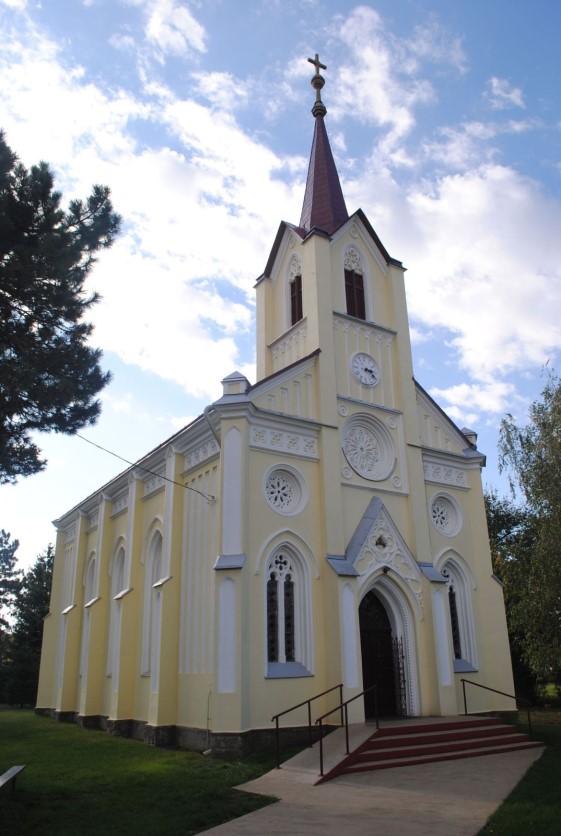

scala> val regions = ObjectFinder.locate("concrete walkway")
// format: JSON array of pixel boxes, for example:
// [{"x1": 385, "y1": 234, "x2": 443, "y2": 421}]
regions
[{"x1": 204, "y1": 720, "x2": 544, "y2": 835}]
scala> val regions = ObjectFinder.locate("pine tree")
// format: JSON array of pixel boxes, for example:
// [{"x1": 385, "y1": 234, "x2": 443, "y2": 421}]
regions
[
  {"x1": 0, "y1": 529, "x2": 21, "y2": 629},
  {"x1": 0, "y1": 131, "x2": 121, "y2": 483},
  {"x1": 3, "y1": 544, "x2": 54, "y2": 706}
]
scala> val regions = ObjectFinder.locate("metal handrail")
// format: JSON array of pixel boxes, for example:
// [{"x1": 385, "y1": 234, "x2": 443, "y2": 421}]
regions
[
  {"x1": 315, "y1": 684, "x2": 379, "y2": 776},
  {"x1": 461, "y1": 678, "x2": 533, "y2": 737},
  {"x1": 271, "y1": 682, "x2": 344, "y2": 768}
]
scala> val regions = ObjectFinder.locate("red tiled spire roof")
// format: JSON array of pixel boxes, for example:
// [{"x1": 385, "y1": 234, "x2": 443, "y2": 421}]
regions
[{"x1": 299, "y1": 54, "x2": 348, "y2": 235}]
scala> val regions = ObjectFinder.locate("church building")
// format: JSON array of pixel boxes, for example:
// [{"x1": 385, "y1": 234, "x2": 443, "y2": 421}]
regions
[{"x1": 37, "y1": 57, "x2": 515, "y2": 753}]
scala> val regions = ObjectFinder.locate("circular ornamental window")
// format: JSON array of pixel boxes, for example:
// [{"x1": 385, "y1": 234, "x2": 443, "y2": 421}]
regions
[
  {"x1": 430, "y1": 494, "x2": 462, "y2": 537},
  {"x1": 264, "y1": 467, "x2": 306, "y2": 515},
  {"x1": 342, "y1": 414, "x2": 395, "y2": 482}
]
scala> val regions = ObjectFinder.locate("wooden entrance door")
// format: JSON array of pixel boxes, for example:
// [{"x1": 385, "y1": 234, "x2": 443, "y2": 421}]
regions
[{"x1": 359, "y1": 591, "x2": 399, "y2": 718}]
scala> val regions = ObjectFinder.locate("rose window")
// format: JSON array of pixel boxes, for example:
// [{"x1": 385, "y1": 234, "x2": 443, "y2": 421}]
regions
[
  {"x1": 430, "y1": 494, "x2": 462, "y2": 536},
  {"x1": 344, "y1": 427, "x2": 380, "y2": 473},
  {"x1": 264, "y1": 468, "x2": 305, "y2": 515},
  {"x1": 342, "y1": 414, "x2": 395, "y2": 481}
]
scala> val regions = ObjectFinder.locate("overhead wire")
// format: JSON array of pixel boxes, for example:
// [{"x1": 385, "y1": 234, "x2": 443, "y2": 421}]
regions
[{"x1": 75, "y1": 433, "x2": 216, "y2": 503}]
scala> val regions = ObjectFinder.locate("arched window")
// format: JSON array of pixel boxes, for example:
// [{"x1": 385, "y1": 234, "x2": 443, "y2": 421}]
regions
[
  {"x1": 107, "y1": 545, "x2": 126, "y2": 678},
  {"x1": 288, "y1": 256, "x2": 303, "y2": 326},
  {"x1": 80, "y1": 552, "x2": 96, "y2": 678},
  {"x1": 441, "y1": 557, "x2": 478, "y2": 672},
  {"x1": 84, "y1": 553, "x2": 96, "y2": 605},
  {"x1": 141, "y1": 531, "x2": 163, "y2": 680},
  {"x1": 62, "y1": 542, "x2": 75, "y2": 609},
  {"x1": 290, "y1": 274, "x2": 303, "y2": 325},
  {"x1": 344, "y1": 247, "x2": 365, "y2": 320},
  {"x1": 265, "y1": 546, "x2": 311, "y2": 677}
]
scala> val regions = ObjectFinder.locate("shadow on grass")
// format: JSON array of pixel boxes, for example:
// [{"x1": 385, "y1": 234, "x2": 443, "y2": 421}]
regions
[
  {"x1": 1, "y1": 711, "x2": 281, "y2": 836},
  {"x1": 478, "y1": 710, "x2": 561, "y2": 836}
]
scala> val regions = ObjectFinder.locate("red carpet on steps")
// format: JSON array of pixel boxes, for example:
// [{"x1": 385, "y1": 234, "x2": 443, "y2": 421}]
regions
[{"x1": 318, "y1": 717, "x2": 542, "y2": 783}]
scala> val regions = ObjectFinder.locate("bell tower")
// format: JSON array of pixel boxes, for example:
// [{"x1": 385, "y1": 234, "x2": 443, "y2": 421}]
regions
[{"x1": 254, "y1": 54, "x2": 416, "y2": 435}]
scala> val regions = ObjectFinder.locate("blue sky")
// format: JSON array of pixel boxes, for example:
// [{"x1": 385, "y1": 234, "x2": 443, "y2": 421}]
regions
[{"x1": 1, "y1": 0, "x2": 560, "y2": 567}]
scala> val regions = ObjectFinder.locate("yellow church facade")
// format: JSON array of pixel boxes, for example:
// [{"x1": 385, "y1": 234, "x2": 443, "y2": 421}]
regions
[{"x1": 37, "y1": 60, "x2": 515, "y2": 752}]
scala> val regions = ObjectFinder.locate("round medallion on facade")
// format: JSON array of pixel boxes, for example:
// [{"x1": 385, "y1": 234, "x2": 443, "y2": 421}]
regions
[
  {"x1": 351, "y1": 352, "x2": 380, "y2": 387},
  {"x1": 430, "y1": 493, "x2": 462, "y2": 537},
  {"x1": 264, "y1": 466, "x2": 307, "y2": 515},
  {"x1": 341, "y1": 414, "x2": 395, "y2": 481}
]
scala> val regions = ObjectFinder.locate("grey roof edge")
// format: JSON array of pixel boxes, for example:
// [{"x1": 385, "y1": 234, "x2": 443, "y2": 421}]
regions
[
  {"x1": 326, "y1": 555, "x2": 359, "y2": 577},
  {"x1": 345, "y1": 497, "x2": 384, "y2": 564},
  {"x1": 418, "y1": 562, "x2": 447, "y2": 584},
  {"x1": 214, "y1": 554, "x2": 246, "y2": 570},
  {"x1": 53, "y1": 413, "x2": 209, "y2": 528}
]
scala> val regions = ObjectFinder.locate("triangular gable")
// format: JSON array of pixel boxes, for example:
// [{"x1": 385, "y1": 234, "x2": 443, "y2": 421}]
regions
[
  {"x1": 328, "y1": 497, "x2": 423, "y2": 611},
  {"x1": 255, "y1": 221, "x2": 306, "y2": 284},
  {"x1": 415, "y1": 379, "x2": 479, "y2": 457}
]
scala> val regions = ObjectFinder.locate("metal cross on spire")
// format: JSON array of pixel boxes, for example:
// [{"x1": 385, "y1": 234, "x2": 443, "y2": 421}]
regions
[{"x1": 308, "y1": 52, "x2": 327, "y2": 117}]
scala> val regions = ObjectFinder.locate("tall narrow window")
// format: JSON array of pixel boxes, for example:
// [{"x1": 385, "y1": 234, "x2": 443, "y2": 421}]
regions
[
  {"x1": 107, "y1": 546, "x2": 126, "y2": 678},
  {"x1": 448, "y1": 583, "x2": 462, "y2": 659},
  {"x1": 345, "y1": 269, "x2": 366, "y2": 319},
  {"x1": 265, "y1": 545, "x2": 313, "y2": 676},
  {"x1": 290, "y1": 274, "x2": 303, "y2": 325},
  {"x1": 267, "y1": 573, "x2": 278, "y2": 662},
  {"x1": 141, "y1": 530, "x2": 163, "y2": 678},
  {"x1": 284, "y1": 574, "x2": 295, "y2": 662},
  {"x1": 266, "y1": 552, "x2": 295, "y2": 664},
  {"x1": 441, "y1": 558, "x2": 478, "y2": 670}
]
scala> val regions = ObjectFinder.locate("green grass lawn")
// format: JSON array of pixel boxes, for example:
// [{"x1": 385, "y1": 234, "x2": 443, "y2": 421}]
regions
[
  {"x1": 478, "y1": 710, "x2": 561, "y2": 836},
  {"x1": 0, "y1": 710, "x2": 279, "y2": 836}
]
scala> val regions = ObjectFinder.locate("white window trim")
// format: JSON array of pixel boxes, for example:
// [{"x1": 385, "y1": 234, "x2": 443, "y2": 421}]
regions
[
  {"x1": 263, "y1": 543, "x2": 313, "y2": 678},
  {"x1": 435, "y1": 550, "x2": 479, "y2": 671}
]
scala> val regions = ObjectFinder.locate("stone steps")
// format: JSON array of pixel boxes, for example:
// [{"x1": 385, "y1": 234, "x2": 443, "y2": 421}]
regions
[{"x1": 318, "y1": 717, "x2": 542, "y2": 782}]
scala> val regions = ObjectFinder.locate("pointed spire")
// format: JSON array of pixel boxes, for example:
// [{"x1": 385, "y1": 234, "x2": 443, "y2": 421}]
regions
[{"x1": 299, "y1": 54, "x2": 348, "y2": 235}]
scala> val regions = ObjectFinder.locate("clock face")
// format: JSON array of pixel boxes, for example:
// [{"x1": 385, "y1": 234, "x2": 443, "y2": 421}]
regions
[{"x1": 351, "y1": 352, "x2": 379, "y2": 386}]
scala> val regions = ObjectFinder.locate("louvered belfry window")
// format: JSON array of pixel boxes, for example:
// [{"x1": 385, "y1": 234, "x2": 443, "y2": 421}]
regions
[
  {"x1": 290, "y1": 274, "x2": 303, "y2": 325},
  {"x1": 345, "y1": 269, "x2": 366, "y2": 320}
]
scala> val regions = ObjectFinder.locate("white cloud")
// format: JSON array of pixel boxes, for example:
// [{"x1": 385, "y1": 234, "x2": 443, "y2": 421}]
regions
[
  {"x1": 424, "y1": 119, "x2": 536, "y2": 170},
  {"x1": 0, "y1": 0, "x2": 27, "y2": 9},
  {"x1": 430, "y1": 381, "x2": 518, "y2": 418},
  {"x1": 0, "y1": 17, "x2": 304, "y2": 399},
  {"x1": 130, "y1": 0, "x2": 206, "y2": 59},
  {"x1": 405, "y1": 19, "x2": 467, "y2": 74},
  {"x1": 109, "y1": 32, "x2": 136, "y2": 51},
  {"x1": 191, "y1": 70, "x2": 251, "y2": 111},
  {"x1": 485, "y1": 76, "x2": 525, "y2": 110},
  {"x1": 330, "y1": 6, "x2": 434, "y2": 156},
  {"x1": 376, "y1": 164, "x2": 561, "y2": 382}
]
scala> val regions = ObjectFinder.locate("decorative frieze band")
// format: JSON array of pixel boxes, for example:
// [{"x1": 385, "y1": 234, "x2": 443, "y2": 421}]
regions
[
  {"x1": 184, "y1": 438, "x2": 220, "y2": 472},
  {"x1": 63, "y1": 524, "x2": 76, "y2": 544},
  {"x1": 250, "y1": 425, "x2": 318, "y2": 459},
  {"x1": 423, "y1": 461, "x2": 468, "y2": 489},
  {"x1": 144, "y1": 470, "x2": 165, "y2": 496},
  {"x1": 111, "y1": 491, "x2": 128, "y2": 516}
]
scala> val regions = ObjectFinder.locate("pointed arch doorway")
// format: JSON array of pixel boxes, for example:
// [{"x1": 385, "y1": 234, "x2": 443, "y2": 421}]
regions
[{"x1": 359, "y1": 589, "x2": 407, "y2": 718}]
